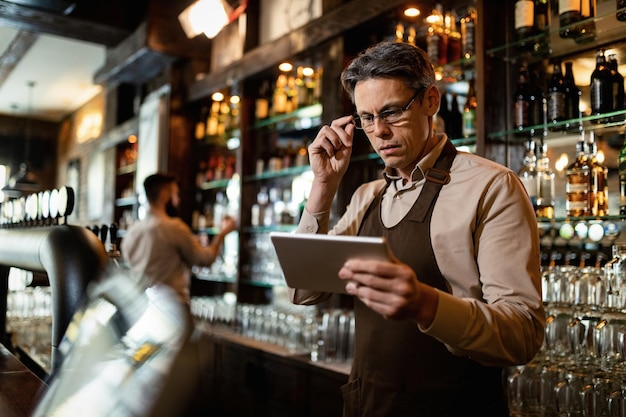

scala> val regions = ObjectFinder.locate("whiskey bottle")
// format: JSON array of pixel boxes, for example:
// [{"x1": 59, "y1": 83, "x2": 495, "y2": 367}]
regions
[
  {"x1": 558, "y1": 0, "x2": 581, "y2": 39},
  {"x1": 565, "y1": 134, "x2": 590, "y2": 217},
  {"x1": 518, "y1": 139, "x2": 538, "y2": 209},
  {"x1": 536, "y1": 140, "x2": 555, "y2": 219},
  {"x1": 546, "y1": 62, "x2": 566, "y2": 131},
  {"x1": 586, "y1": 131, "x2": 609, "y2": 216},
  {"x1": 446, "y1": 10, "x2": 462, "y2": 63},
  {"x1": 590, "y1": 48, "x2": 613, "y2": 123},
  {"x1": 460, "y1": 6, "x2": 476, "y2": 60},
  {"x1": 448, "y1": 93, "x2": 463, "y2": 139}
]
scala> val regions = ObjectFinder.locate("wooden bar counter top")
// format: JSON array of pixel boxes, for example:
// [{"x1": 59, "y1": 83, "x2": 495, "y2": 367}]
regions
[{"x1": 0, "y1": 343, "x2": 46, "y2": 417}]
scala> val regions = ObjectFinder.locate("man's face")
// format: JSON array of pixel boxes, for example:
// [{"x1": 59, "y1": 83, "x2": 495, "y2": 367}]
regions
[{"x1": 353, "y1": 78, "x2": 438, "y2": 179}]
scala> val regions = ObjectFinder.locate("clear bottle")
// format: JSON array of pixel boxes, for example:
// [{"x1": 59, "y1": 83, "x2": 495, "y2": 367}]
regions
[
  {"x1": 536, "y1": 140, "x2": 555, "y2": 219},
  {"x1": 547, "y1": 62, "x2": 566, "y2": 131},
  {"x1": 518, "y1": 139, "x2": 538, "y2": 210},
  {"x1": 558, "y1": 0, "x2": 581, "y2": 39},
  {"x1": 619, "y1": 138, "x2": 626, "y2": 215},
  {"x1": 586, "y1": 131, "x2": 609, "y2": 216},
  {"x1": 565, "y1": 133, "x2": 590, "y2": 217},
  {"x1": 590, "y1": 48, "x2": 613, "y2": 123},
  {"x1": 462, "y1": 78, "x2": 477, "y2": 138}
]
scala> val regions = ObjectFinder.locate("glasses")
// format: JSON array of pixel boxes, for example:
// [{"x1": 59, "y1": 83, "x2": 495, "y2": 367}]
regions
[{"x1": 353, "y1": 89, "x2": 420, "y2": 132}]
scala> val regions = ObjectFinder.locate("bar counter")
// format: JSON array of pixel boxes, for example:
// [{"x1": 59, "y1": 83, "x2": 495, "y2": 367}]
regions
[{"x1": 0, "y1": 343, "x2": 45, "y2": 417}]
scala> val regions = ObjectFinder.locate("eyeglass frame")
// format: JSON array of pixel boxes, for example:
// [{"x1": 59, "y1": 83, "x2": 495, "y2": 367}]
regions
[{"x1": 353, "y1": 88, "x2": 422, "y2": 132}]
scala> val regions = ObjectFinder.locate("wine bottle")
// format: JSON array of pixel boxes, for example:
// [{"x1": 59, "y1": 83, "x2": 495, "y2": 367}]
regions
[
  {"x1": 536, "y1": 140, "x2": 555, "y2": 219},
  {"x1": 546, "y1": 62, "x2": 566, "y2": 131},
  {"x1": 590, "y1": 48, "x2": 613, "y2": 123},
  {"x1": 515, "y1": 0, "x2": 535, "y2": 51},
  {"x1": 558, "y1": 0, "x2": 581, "y2": 39},
  {"x1": 608, "y1": 54, "x2": 625, "y2": 122},
  {"x1": 532, "y1": 0, "x2": 550, "y2": 54},
  {"x1": 618, "y1": 0, "x2": 626, "y2": 22},
  {"x1": 562, "y1": 61, "x2": 581, "y2": 130},
  {"x1": 565, "y1": 134, "x2": 590, "y2": 218},
  {"x1": 463, "y1": 78, "x2": 477, "y2": 138},
  {"x1": 426, "y1": 5, "x2": 443, "y2": 66},
  {"x1": 574, "y1": 0, "x2": 596, "y2": 44},
  {"x1": 513, "y1": 64, "x2": 534, "y2": 136},
  {"x1": 437, "y1": 89, "x2": 451, "y2": 135},
  {"x1": 448, "y1": 93, "x2": 463, "y2": 139}
]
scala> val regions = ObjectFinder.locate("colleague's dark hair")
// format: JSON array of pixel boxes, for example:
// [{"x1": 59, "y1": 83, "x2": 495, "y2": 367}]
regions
[
  {"x1": 340, "y1": 41, "x2": 435, "y2": 103},
  {"x1": 143, "y1": 173, "x2": 177, "y2": 204}
]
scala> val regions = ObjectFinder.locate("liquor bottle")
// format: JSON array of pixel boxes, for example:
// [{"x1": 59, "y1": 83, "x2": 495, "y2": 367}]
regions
[
  {"x1": 448, "y1": 93, "x2": 463, "y2": 139},
  {"x1": 546, "y1": 62, "x2": 566, "y2": 131},
  {"x1": 446, "y1": 10, "x2": 461, "y2": 63},
  {"x1": 608, "y1": 54, "x2": 625, "y2": 121},
  {"x1": 463, "y1": 78, "x2": 477, "y2": 138},
  {"x1": 437, "y1": 89, "x2": 450, "y2": 135},
  {"x1": 272, "y1": 74, "x2": 289, "y2": 115},
  {"x1": 532, "y1": 0, "x2": 550, "y2": 54},
  {"x1": 460, "y1": 6, "x2": 476, "y2": 60},
  {"x1": 574, "y1": 0, "x2": 596, "y2": 44},
  {"x1": 426, "y1": 4, "x2": 445, "y2": 66},
  {"x1": 436, "y1": 4, "x2": 448, "y2": 66},
  {"x1": 513, "y1": 64, "x2": 535, "y2": 136},
  {"x1": 255, "y1": 80, "x2": 270, "y2": 120},
  {"x1": 619, "y1": 139, "x2": 626, "y2": 215},
  {"x1": 590, "y1": 48, "x2": 613, "y2": 123},
  {"x1": 536, "y1": 140, "x2": 555, "y2": 219},
  {"x1": 518, "y1": 139, "x2": 538, "y2": 209},
  {"x1": 515, "y1": 0, "x2": 535, "y2": 51},
  {"x1": 562, "y1": 61, "x2": 581, "y2": 130},
  {"x1": 618, "y1": 0, "x2": 626, "y2": 21},
  {"x1": 558, "y1": 0, "x2": 581, "y2": 39},
  {"x1": 565, "y1": 133, "x2": 590, "y2": 217},
  {"x1": 586, "y1": 131, "x2": 608, "y2": 216}
]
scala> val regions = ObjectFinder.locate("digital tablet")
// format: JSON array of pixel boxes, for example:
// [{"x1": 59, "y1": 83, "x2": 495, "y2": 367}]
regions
[{"x1": 269, "y1": 231, "x2": 392, "y2": 293}]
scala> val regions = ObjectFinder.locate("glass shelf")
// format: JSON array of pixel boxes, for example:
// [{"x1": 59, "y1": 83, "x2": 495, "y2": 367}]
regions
[
  {"x1": 253, "y1": 103, "x2": 323, "y2": 130},
  {"x1": 244, "y1": 165, "x2": 312, "y2": 182},
  {"x1": 198, "y1": 178, "x2": 232, "y2": 190},
  {"x1": 243, "y1": 224, "x2": 298, "y2": 234},
  {"x1": 488, "y1": 110, "x2": 626, "y2": 143}
]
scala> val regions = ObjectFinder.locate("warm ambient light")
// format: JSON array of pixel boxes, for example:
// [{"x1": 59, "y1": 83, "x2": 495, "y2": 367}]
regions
[
  {"x1": 404, "y1": 7, "x2": 420, "y2": 18},
  {"x1": 279, "y1": 62, "x2": 293, "y2": 72},
  {"x1": 178, "y1": 0, "x2": 248, "y2": 39}
]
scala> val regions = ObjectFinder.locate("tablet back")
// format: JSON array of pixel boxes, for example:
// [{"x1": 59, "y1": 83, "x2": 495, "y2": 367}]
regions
[{"x1": 269, "y1": 232, "x2": 391, "y2": 293}]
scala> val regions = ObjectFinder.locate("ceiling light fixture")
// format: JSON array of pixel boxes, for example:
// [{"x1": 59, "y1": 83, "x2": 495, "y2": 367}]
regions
[{"x1": 178, "y1": 0, "x2": 248, "y2": 39}]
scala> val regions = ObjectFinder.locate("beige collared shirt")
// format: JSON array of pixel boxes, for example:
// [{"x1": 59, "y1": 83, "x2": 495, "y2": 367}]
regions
[{"x1": 293, "y1": 134, "x2": 545, "y2": 367}]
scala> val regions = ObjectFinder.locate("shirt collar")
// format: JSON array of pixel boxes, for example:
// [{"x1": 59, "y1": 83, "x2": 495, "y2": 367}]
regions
[{"x1": 383, "y1": 133, "x2": 448, "y2": 185}]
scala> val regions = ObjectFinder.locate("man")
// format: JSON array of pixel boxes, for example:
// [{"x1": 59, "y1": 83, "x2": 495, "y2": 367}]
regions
[
  {"x1": 121, "y1": 172, "x2": 236, "y2": 304},
  {"x1": 289, "y1": 42, "x2": 544, "y2": 416}
]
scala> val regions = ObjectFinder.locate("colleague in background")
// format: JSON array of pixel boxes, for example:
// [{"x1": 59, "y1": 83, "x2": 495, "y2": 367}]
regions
[
  {"x1": 288, "y1": 41, "x2": 544, "y2": 416},
  {"x1": 121, "y1": 172, "x2": 236, "y2": 304}
]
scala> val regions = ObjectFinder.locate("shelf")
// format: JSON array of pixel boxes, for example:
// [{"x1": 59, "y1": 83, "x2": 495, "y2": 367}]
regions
[
  {"x1": 198, "y1": 178, "x2": 232, "y2": 191},
  {"x1": 488, "y1": 110, "x2": 626, "y2": 143},
  {"x1": 193, "y1": 268, "x2": 237, "y2": 283},
  {"x1": 244, "y1": 165, "x2": 312, "y2": 182},
  {"x1": 487, "y1": 5, "x2": 626, "y2": 62},
  {"x1": 252, "y1": 103, "x2": 322, "y2": 131},
  {"x1": 243, "y1": 225, "x2": 298, "y2": 234}
]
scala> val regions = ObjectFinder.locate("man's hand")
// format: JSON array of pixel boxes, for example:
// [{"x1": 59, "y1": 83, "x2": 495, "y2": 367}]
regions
[
  {"x1": 308, "y1": 115, "x2": 355, "y2": 184},
  {"x1": 338, "y1": 257, "x2": 438, "y2": 327}
]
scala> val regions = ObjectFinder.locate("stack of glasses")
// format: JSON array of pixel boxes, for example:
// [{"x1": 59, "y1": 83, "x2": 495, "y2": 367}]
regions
[{"x1": 506, "y1": 244, "x2": 626, "y2": 416}]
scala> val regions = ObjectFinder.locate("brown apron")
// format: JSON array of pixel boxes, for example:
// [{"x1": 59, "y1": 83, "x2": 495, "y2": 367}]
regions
[{"x1": 341, "y1": 140, "x2": 508, "y2": 417}]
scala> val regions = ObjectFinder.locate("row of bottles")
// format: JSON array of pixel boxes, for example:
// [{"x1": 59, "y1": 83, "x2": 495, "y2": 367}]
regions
[
  {"x1": 437, "y1": 78, "x2": 477, "y2": 139},
  {"x1": 513, "y1": 49, "x2": 625, "y2": 136},
  {"x1": 196, "y1": 92, "x2": 241, "y2": 140},
  {"x1": 251, "y1": 185, "x2": 305, "y2": 228},
  {"x1": 515, "y1": 1, "x2": 626, "y2": 56},
  {"x1": 255, "y1": 65, "x2": 321, "y2": 121},
  {"x1": 425, "y1": 3, "x2": 476, "y2": 66},
  {"x1": 196, "y1": 151, "x2": 237, "y2": 186}
]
